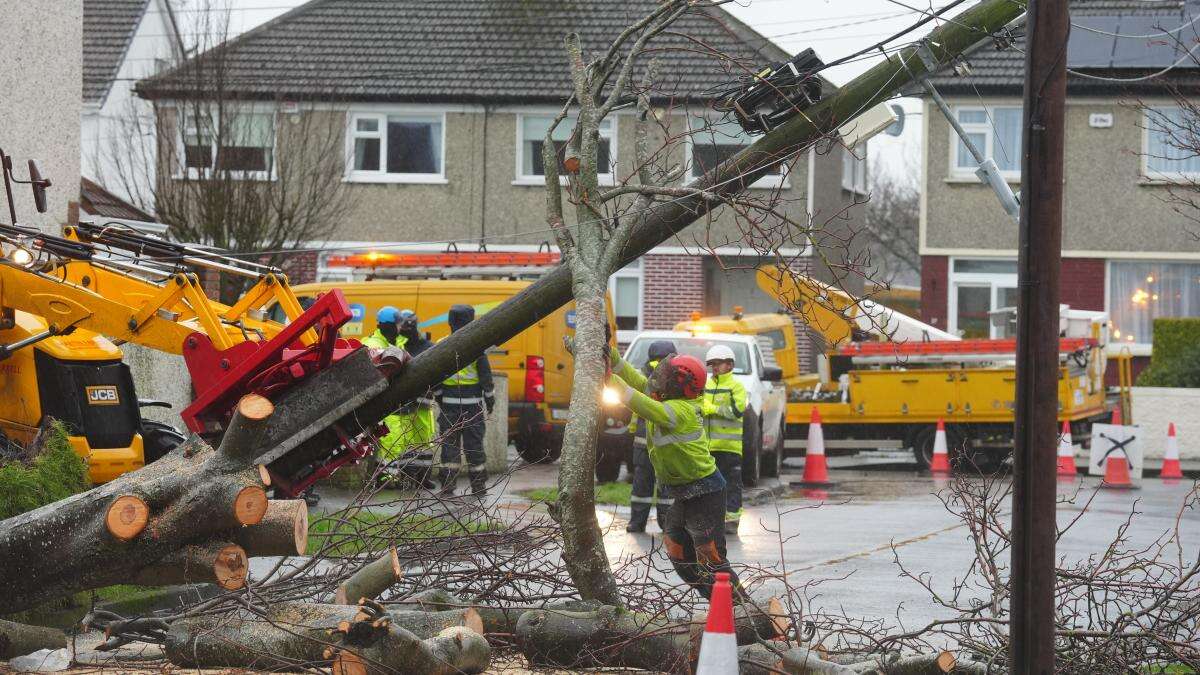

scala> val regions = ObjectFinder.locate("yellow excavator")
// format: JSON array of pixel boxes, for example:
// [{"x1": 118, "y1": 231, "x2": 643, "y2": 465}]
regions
[{"x1": 0, "y1": 147, "x2": 356, "y2": 488}]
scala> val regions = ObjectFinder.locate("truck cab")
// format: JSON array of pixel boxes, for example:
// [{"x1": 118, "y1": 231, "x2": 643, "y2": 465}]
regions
[{"x1": 600, "y1": 329, "x2": 787, "y2": 485}]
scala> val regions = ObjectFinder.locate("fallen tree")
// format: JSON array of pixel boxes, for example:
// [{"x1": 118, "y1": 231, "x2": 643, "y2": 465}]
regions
[{"x1": 0, "y1": 395, "x2": 278, "y2": 614}]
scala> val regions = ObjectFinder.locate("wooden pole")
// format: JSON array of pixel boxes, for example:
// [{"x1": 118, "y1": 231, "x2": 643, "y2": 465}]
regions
[{"x1": 1010, "y1": 0, "x2": 1068, "y2": 671}]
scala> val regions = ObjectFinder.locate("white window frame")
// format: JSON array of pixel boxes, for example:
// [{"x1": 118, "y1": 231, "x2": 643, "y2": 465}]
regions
[
  {"x1": 345, "y1": 107, "x2": 448, "y2": 184},
  {"x1": 1141, "y1": 106, "x2": 1200, "y2": 181},
  {"x1": 841, "y1": 145, "x2": 868, "y2": 195},
  {"x1": 685, "y1": 114, "x2": 789, "y2": 190},
  {"x1": 1104, "y1": 259, "x2": 1200, "y2": 356},
  {"x1": 947, "y1": 257, "x2": 1018, "y2": 338},
  {"x1": 608, "y1": 260, "x2": 643, "y2": 344},
  {"x1": 174, "y1": 105, "x2": 278, "y2": 181},
  {"x1": 514, "y1": 112, "x2": 616, "y2": 186},
  {"x1": 948, "y1": 104, "x2": 1022, "y2": 181}
]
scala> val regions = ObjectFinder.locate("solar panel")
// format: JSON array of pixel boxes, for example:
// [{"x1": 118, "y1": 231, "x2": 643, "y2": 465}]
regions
[
  {"x1": 1068, "y1": 16, "x2": 1120, "y2": 67},
  {"x1": 1110, "y1": 15, "x2": 1187, "y2": 67}
]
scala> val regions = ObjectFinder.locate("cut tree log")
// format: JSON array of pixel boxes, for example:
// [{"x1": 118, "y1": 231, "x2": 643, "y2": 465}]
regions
[
  {"x1": 335, "y1": 548, "x2": 402, "y2": 604},
  {"x1": 845, "y1": 651, "x2": 958, "y2": 674},
  {"x1": 233, "y1": 499, "x2": 307, "y2": 557},
  {"x1": 332, "y1": 624, "x2": 489, "y2": 675},
  {"x1": 515, "y1": 602, "x2": 782, "y2": 673},
  {"x1": 0, "y1": 422, "x2": 270, "y2": 614},
  {"x1": 739, "y1": 644, "x2": 855, "y2": 674},
  {"x1": 0, "y1": 619, "x2": 67, "y2": 660},
  {"x1": 129, "y1": 541, "x2": 248, "y2": 590},
  {"x1": 163, "y1": 601, "x2": 485, "y2": 669}
]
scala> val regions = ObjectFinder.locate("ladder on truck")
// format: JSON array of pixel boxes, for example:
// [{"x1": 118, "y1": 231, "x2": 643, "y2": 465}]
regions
[{"x1": 324, "y1": 246, "x2": 562, "y2": 281}]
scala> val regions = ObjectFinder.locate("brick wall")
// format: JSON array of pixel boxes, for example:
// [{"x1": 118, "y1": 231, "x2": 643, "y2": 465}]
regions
[
  {"x1": 283, "y1": 250, "x2": 320, "y2": 285},
  {"x1": 1060, "y1": 258, "x2": 1105, "y2": 311},
  {"x1": 920, "y1": 255, "x2": 950, "y2": 329},
  {"x1": 642, "y1": 254, "x2": 705, "y2": 329}
]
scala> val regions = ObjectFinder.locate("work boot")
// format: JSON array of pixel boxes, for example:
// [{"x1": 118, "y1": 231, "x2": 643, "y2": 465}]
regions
[
  {"x1": 468, "y1": 467, "x2": 489, "y2": 497},
  {"x1": 627, "y1": 505, "x2": 650, "y2": 532}
]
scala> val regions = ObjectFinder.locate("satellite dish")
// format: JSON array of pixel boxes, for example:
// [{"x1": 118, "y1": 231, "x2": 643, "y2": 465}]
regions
[{"x1": 884, "y1": 104, "x2": 906, "y2": 137}]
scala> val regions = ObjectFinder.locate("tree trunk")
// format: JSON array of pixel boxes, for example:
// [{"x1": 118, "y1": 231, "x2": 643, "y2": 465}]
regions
[
  {"x1": 0, "y1": 619, "x2": 67, "y2": 660},
  {"x1": 233, "y1": 498, "x2": 308, "y2": 557},
  {"x1": 335, "y1": 548, "x2": 403, "y2": 604},
  {"x1": 554, "y1": 284, "x2": 620, "y2": 606},
  {"x1": 739, "y1": 644, "x2": 856, "y2": 675},
  {"x1": 515, "y1": 603, "x2": 782, "y2": 673},
  {"x1": 332, "y1": 625, "x2": 490, "y2": 675},
  {"x1": 163, "y1": 601, "x2": 483, "y2": 669},
  {"x1": 129, "y1": 540, "x2": 248, "y2": 589},
  {"x1": 0, "y1": 411, "x2": 271, "y2": 613}
]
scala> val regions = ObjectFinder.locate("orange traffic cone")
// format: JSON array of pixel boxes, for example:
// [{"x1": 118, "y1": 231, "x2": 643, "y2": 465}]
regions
[
  {"x1": 1111, "y1": 407, "x2": 1123, "y2": 426},
  {"x1": 1161, "y1": 423, "x2": 1183, "y2": 480},
  {"x1": 695, "y1": 572, "x2": 737, "y2": 674},
  {"x1": 929, "y1": 419, "x2": 951, "y2": 473},
  {"x1": 1057, "y1": 420, "x2": 1077, "y2": 477},
  {"x1": 798, "y1": 407, "x2": 833, "y2": 487}
]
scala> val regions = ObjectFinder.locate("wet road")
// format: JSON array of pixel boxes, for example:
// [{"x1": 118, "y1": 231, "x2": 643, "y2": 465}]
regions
[{"x1": 600, "y1": 467, "x2": 1199, "y2": 628}]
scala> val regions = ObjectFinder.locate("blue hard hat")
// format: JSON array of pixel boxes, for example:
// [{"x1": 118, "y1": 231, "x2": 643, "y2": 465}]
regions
[
  {"x1": 376, "y1": 306, "x2": 401, "y2": 324},
  {"x1": 398, "y1": 309, "x2": 417, "y2": 321}
]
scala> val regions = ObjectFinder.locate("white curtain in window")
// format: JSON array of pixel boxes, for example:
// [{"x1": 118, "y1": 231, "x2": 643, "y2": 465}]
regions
[
  {"x1": 1109, "y1": 261, "x2": 1200, "y2": 345},
  {"x1": 991, "y1": 108, "x2": 1022, "y2": 172},
  {"x1": 1146, "y1": 107, "x2": 1200, "y2": 175}
]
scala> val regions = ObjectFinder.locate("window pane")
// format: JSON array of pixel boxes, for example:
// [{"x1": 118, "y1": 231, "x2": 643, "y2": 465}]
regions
[
  {"x1": 522, "y1": 115, "x2": 611, "y2": 177},
  {"x1": 356, "y1": 118, "x2": 378, "y2": 133},
  {"x1": 386, "y1": 117, "x2": 441, "y2": 174},
  {"x1": 995, "y1": 286, "x2": 1019, "y2": 338},
  {"x1": 355, "y1": 137, "x2": 380, "y2": 171},
  {"x1": 958, "y1": 109, "x2": 987, "y2": 124},
  {"x1": 956, "y1": 285, "x2": 991, "y2": 338},
  {"x1": 992, "y1": 107, "x2": 1023, "y2": 172},
  {"x1": 1109, "y1": 261, "x2": 1200, "y2": 345},
  {"x1": 954, "y1": 259, "x2": 1018, "y2": 274},
  {"x1": 956, "y1": 132, "x2": 986, "y2": 169},
  {"x1": 1147, "y1": 107, "x2": 1200, "y2": 174},
  {"x1": 691, "y1": 142, "x2": 741, "y2": 177},
  {"x1": 217, "y1": 113, "x2": 273, "y2": 172},
  {"x1": 183, "y1": 114, "x2": 212, "y2": 169},
  {"x1": 614, "y1": 276, "x2": 640, "y2": 331}
]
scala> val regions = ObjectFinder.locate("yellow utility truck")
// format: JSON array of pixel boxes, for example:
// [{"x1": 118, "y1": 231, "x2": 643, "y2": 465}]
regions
[
  {"x1": 755, "y1": 266, "x2": 1117, "y2": 470},
  {"x1": 287, "y1": 250, "x2": 615, "y2": 464}
]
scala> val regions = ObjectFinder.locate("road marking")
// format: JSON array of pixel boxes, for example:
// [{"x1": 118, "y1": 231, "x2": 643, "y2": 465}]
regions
[{"x1": 784, "y1": 520, "x2": 968, "y2": 576}]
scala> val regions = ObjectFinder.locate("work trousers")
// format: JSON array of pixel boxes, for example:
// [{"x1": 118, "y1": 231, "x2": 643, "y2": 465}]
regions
[
  {"x1": 661, "y1": 486, "x2": 743, "y2": 600},
  {"x1": 628, "y1": 443, "x2": 672, "y2": 528},
  {"x1": 438, "y1": 402, "x2": 488, "y2": 491},
  {"x1": 712, "y1": 451, "x2": 743, "y2": 522}
]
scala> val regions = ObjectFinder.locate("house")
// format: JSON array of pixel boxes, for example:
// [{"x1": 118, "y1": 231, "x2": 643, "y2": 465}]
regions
[
  {"x1": 0, "y1": 2, "x2": 83, "y2": 232},
  {"x1": 134, "y1": 0, "x2": 874, "y2": 367},
  {"x1": 916, "y1": 0, "x2": 1200, "y2": 374},
  {"x1": 81, "y1": 0, "x2": 183, "y2": 208}
]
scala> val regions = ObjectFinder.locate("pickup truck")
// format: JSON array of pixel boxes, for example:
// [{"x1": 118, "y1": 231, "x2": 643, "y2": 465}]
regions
[{"x1": 598, "y1": 330, "x2": 788, "y2": 486}]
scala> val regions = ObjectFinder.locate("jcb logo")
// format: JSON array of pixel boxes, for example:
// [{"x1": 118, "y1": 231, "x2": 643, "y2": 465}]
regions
[{"x1": 85, "y1": 385, "x2": 120, "y2": 406}]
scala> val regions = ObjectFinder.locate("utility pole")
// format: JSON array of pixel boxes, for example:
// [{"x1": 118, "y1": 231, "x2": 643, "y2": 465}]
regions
[{"x1": 1010, "y1": 0, "x2": 1068, "y2": 671}]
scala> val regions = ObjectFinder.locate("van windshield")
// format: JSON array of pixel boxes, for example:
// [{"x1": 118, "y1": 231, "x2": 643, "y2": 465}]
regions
[{"x1": 624, "y1": 337, "x2": 751, "y2": 375}]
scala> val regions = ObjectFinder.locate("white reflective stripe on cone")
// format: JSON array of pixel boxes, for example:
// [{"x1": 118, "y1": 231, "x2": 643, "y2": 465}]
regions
[
  {"x1": 695, "y1": 632, "x2": 738, "y2": 674},
  {"x1": 806, "y1": 422, "x2": 825, "y2": 456}
]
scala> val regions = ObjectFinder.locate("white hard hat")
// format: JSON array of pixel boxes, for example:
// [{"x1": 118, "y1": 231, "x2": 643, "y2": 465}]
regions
[{"x1": 705, "y1": 344, "x2": 736, "y2": 363}]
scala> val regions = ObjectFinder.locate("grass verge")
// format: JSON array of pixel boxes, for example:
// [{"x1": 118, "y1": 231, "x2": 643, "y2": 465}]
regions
[
  {"x1": 307, "y1": 509, "x2": 500, "y2": 556},
  {"x1": 520, "y1": 481, "x2": 632, "y2": 506}
]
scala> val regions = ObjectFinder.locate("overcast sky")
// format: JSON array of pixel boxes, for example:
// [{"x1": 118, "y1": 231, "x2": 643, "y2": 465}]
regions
[{"x1": 197, "y1": 0, "x2": 973, "y2": 182}]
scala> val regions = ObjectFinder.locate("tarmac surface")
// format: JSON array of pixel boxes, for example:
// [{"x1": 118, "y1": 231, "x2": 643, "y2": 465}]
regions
[{"x1": 278, "y1": 450, "x2": 1199, "y2": 632}]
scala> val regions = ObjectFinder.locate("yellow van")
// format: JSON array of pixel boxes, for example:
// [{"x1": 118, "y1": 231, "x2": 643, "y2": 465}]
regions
[{"x1": 281, "y1": 279, "x2": 613, "y2": 463}]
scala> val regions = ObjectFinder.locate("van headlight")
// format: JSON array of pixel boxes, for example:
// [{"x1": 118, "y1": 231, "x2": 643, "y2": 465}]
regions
[{"x1": 602, "y1": 386, "x2": 621, "y2": 405}]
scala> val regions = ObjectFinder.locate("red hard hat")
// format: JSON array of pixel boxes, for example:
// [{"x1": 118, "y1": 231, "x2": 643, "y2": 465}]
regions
[{"x1": 669, "y1": 354, "x2": 707, "y2": 399}]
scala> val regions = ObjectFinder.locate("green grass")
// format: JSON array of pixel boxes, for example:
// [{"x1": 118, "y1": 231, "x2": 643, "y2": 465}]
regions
[
  {"x1": 520, "y1": 481, "x2": 632, "y2": 507},
  {"x1": 307, "y1": 509, "x2": 500, "y2": 556},
  {"x1": 1143, "y1": 666, "x2": 1197, "y2": 674},
  {"x1": 0, "y1": 421, "x2": 88, "y2": 520}
]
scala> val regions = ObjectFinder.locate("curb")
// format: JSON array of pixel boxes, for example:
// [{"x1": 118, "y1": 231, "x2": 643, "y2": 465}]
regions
[{"x1": 744, "y1": 480, "x2": 789, "y2": 506}]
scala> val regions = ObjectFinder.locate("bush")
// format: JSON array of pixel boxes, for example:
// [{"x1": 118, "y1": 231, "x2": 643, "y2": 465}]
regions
[
  {"x1": 0, "y1": 421, "x2": 89, "y2": 519},
  {"x1": 1137, "y1": 318, "x2": 1200, "y2": 388}
]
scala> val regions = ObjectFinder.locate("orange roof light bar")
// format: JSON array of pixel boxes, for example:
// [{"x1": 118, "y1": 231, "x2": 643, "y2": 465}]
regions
[{"x1": 327, "y1": 251, "x2": 562, "y2": 268}]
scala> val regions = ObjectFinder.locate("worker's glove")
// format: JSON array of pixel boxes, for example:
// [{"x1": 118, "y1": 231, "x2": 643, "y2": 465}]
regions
[
  {"x1": 368, "y1": 346, "x2": 411, "y2": 378},
  {"x1": 485, "y1": 396, "x2": 495, "y2": 415},
  {"x1": 563, "y1": 335, "x2": 575, "y2": 357},
  {"x1": 701, "y1": 400, "x2": 719, "y2": 417}
]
